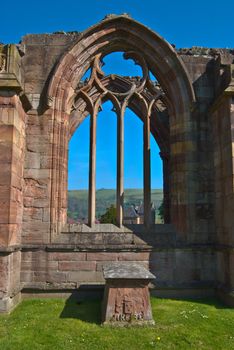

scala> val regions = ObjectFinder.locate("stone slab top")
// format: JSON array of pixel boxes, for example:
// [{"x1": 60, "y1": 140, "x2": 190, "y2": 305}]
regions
[{"x1": 103, "y1": 262, "x2": 156, "y2": 280}]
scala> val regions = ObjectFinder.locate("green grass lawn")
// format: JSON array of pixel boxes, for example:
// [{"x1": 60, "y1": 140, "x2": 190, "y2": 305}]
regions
[{"x1": 0, "y1": 297, "x2": 233, "y2": 349}]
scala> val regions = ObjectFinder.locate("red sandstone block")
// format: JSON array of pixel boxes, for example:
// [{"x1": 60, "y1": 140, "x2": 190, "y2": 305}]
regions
[
  {"x1": 0, "y1": 184, "x2": 11, "y2": 203},
  {"x1": 45, "y1": 271, "x2": 68, "y2": 283},
  {"x1": 21, "y1": 251, "x2": 33, "y2": 261},
  {"x1": 0, "y1": 271, "x2": 9, "y2": 292},
  {"x1": 0, "y1": 144, "x2": 13, "y2": 164},
  {"x1": 21, "y1": 250, "x2": 46, "y2": 261},
  {"x1": 21, "y1": 260, "x2": 58, "y2": 272},
  {"x1": 21, "y1": 233, "x2": 50, "y2": 245},
  {"x1": 11, "y1": 172, "x2": 22, "y2": 190},
  {"x1": 12, "y1": 251, "x2": 21, "y2": 267},
  {"x1": 0, "y1": 125, "x2": 13, "y2": 142},
  {"x1": 0, "y1": 202, "x2": 16, "y2": 223},
  {"x1": 1, "y1": 185, "x2": 20, "y2": 205},
  {"x1": 24, "y1": 169, "x2": 50, "y2": 181},
  {"x1": 8, "y1": 224, "x2": 21, "y2": 246},
  {"x1": 0, "y1": 225, "x2": 9, "y2": 246},
  {"x1": 10, "y1": 187, "x2": 22, "y2": 203},
  {"x1": 59, "y1": 261, "x2": 96, "y2": 271},
  {"x1": 42, "y1": 209, "x2": 50, "y2": 222},
  {"x1": 33, "y1": 272, "x2": 47, "y2": 282},
  {"x1": 25, "y1": 152, "x2": 40, "y2": 169},
  {"x1": 26, "y1": 139, "x2": 50, "y2": 154},
  {"x1": 23, "y1": 197, "x2": 34, "y2": 207},
  {"x1": 22, "y1": 221, "x2": 50, "y2": 234},
  {"x1": 67, "y1": 271, "x2": 104, "y2": 283},
  {"x1": 0, "y1": 256, "x2": 9, "y2": 274},
  {"x1": 23, "y1": 208, "x2": 43, "y2": 221},
  {"x1": 10, "y1": 157, "x2": 24, "y2": 176},
  {"x1": 6, "y1": 201, "x2": 23, "y2": 225},
  {"x1": 33, "y1": 198, "x2": 50, "y2": 208},
  {"x1": 0, "y1": 223, "x2": 20, "y2": 246},
  {"x1": 49, "y1": 252, "x2": 86, "y2": 261},
  {"x1": 86, "y1": 252, "x2": 118, "y2": 261},
  {"x1": 20, "y1": 271, "x2": 34, "y2": 283},
  {"x1": 26, "y1": 125, "x2": 43, "y2": 135},
  {"x1": 40, "y1": 155, "x2": 52, "y2": 169},
  {"x1": 0, "y1": 164, "x2": 12, "y2": 186},
  {"x1": 118, "y1": 252, "x2": 150, "y2": 261},
  {"x1": 24, "y1": 178, "x2": 48, "y2": 198}
]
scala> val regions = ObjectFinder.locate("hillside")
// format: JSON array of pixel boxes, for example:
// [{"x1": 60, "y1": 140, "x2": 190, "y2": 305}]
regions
[{"x1": 68, "y1": 188, "x2": 163, "y2": 221}]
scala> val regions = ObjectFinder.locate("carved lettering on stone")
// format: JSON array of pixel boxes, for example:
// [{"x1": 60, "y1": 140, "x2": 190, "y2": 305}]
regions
[{"x1": 112, "y1": 288, "x2": 146, "y2": 322}]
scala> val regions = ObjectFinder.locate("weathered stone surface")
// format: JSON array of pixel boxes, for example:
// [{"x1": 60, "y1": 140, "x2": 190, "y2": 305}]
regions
[
  {"x1": 103, "y1": 262, "x2": 155, "y2": 280},
  {"x1": 102, "y1": 263, "x2": 155, "y2": 325},
  {"x1": 0, "y1": 16, "x2": 234, "y2": 312}
]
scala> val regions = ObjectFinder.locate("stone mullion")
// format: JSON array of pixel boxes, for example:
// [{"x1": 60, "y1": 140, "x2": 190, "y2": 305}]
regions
[
  {"x1": 59, "y1": 118, "x2": 69, "y2": 229},
  {"x1": 50, "y1": 118, "x2": 59, "y2": 236},
  {"x1": 160, "y1": 152, "x2": 170, "y2": 223},
  {"x1": 88, "y1": 110, "x2": 97, "y2": 227},
  {"x1": 143, "y1": 110, "x2": 151, "y2": 227},
  {"x1": 116, "y1": 107, "x2": 124, "y2": 227}
]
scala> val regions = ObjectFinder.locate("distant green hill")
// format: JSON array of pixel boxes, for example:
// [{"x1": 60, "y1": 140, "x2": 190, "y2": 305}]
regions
[{"x1": 68, "y1": 188, "x2": 163, "y2": 221}]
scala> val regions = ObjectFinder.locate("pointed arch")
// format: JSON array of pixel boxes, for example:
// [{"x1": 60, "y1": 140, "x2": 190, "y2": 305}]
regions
[
  {"x1": 47, "y1": 15, "x2": 196, "y2": 238},
  {"x1": 47, "y1": 15, "x2": 195, "y2": 115}
]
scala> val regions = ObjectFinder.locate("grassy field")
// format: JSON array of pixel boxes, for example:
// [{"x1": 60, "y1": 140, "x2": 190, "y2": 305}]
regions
[
  {"x1": 68, "y1": 188, "x2": 163, "y2": 220},
  {"x1": 0, "y1": 297, "x2": 233, "y2": 349}
]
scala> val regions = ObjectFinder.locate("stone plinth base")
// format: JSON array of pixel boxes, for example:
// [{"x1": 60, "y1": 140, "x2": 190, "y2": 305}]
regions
[
  {"x1": 0, "y1": 293, "x2": 21, "y2": 313},
  {"x1": 102, "y1": 263, "x2": 155, "y2": 326}
]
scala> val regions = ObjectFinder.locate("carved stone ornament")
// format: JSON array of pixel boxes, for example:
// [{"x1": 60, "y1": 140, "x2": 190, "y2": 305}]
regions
[
  {"x1": 0, "y1": 53, "x2": 6, "y2": 73},
  {"x1": 46, "y1": 96, "x2": 54, "y2": 108},
  {"x1": 72, "y1": 51, "x2": 163, "y2": 119}
]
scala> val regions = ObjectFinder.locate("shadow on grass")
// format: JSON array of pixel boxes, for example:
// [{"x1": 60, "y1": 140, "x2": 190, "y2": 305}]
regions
[
  {"x1": 156, "y1": 296, "x2": 231, "y2": 310},
  {"x1": 60, "y1": 294, "x2": 102, "y2": 324},
  {"x1": 60, "y1": 292, "x2": 230, "y2": 325}
]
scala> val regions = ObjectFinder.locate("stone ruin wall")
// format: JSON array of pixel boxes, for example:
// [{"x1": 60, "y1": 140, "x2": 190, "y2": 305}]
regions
[{"x1": 0, "y1": 17, "x2": 233, "y2": 311}]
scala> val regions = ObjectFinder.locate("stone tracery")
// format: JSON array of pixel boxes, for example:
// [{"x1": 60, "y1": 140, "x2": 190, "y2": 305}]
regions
[{"x1": 70, "y1": 52, "x2": 165, "y2": 227}]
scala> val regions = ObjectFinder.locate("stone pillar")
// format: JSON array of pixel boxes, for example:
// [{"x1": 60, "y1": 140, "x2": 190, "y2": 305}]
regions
[
  {"x1": 0, "y1": 94, "x2": 26, "y2": 312},
  {"x1": 116, "y1": 110, "x2": 124, "y2": 227},
  {"x1": 143, "y1": 112, "x2": 151, "y2": 227},
  {"x1": 0, "y1": 45, "x2": 28, "y2": 312},
  {"x1": 212, "y1": 66, "x2": 234, "y2": 306},
  {"x1": 88, "y1": 111, "x2": 97, "y2": 227},
  {"x1": 169, "y1": 110, "x2": 198, "y2": 240},
  {"x1": 159, "y1": 151, "x2": 170, "y2": 224}
]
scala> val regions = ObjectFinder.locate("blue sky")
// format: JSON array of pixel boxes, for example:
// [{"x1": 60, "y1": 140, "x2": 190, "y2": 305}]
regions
[
  {"x1": 68, "y1": 100, "x2": 162, "y2": 189},
  {"x1": 68, "y1": 53, "x2": 162, "y2": 189},
  {"x1": 1, "y1": 0, "x2": 233, "y2": 47},
  {"x1": 1, "y1": 0, "x2": 233, "y2": 190}
]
